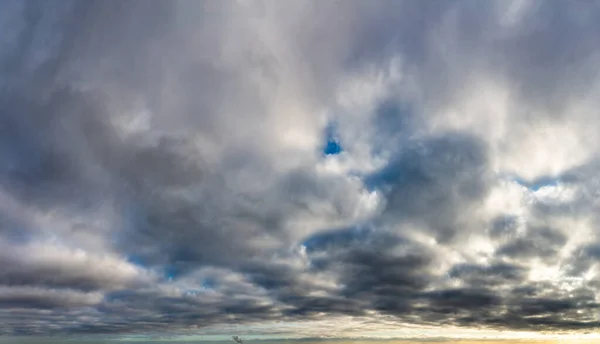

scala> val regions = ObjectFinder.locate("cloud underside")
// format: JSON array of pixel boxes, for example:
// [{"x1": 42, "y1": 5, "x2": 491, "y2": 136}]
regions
[{"x1": 2, "y1": 0, "x2": 600, "y2": 338}]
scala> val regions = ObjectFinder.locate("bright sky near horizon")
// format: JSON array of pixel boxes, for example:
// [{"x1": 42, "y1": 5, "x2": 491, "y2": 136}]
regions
[
  {"x1": 2, "y1": 0, "x2": 600, "y2": 341},
  {"x1": 1, "y1": 339, "x2": 600, "y2": 344}
]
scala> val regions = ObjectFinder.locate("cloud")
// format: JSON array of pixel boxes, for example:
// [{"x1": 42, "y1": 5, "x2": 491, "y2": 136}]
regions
[{"x1": 2, "y1": 0, "x2": 600, "y2": 340}]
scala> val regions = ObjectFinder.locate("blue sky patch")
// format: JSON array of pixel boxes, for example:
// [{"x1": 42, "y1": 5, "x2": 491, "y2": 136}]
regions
[
  {"x1": 324, "y1": 140, "x2": 342, "y2": 155},
  {"x1": 126, "y1": 255, "x2": 147, "y2": 268},
  {"x1": 323, "y1": 122, "x2": 343, "y2": 155},
  {"x1": 504, "y1": 174, "x2": 561, "y2": 191},
  {"x1": 201, "y1": 278, "x2": 216, "y2": 289},
  {"x1": 164, "y1": 265, "x2": 179, "y2": 281}
]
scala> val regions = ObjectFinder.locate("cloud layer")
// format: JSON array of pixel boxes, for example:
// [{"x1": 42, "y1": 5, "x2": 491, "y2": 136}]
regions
[{"x1": 2, "y1": 0, "x2": 600, "y2": 339}]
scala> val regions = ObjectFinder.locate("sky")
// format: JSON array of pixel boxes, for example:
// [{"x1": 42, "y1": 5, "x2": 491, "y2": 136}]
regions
[{"x1": 2, "y1": 0, "x2": 600, "y2": 342}]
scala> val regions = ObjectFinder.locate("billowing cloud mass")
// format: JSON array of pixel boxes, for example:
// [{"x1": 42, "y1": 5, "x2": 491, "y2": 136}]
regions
[{"x1": 2, "y1": 0, "x2": 600, "y2": 340}]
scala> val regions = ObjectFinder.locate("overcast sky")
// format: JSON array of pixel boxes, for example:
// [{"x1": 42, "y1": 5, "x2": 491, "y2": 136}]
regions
[{"x1": 2, "y1": 0, "x2": 600, "y2": 342}]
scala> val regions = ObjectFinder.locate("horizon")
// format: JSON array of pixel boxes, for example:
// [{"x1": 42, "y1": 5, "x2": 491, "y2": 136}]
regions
[{"x1": 2, "y1": 338, "x2": 600, "y2": 344}]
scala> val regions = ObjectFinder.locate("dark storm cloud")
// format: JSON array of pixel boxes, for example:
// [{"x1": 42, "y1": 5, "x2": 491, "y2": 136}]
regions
[
  {"x1": 289, "y1": 230, "x2": 433, "y2": 317},
  {"x1": 2, "y1": 0, "x2": 600, "y2": 339}
]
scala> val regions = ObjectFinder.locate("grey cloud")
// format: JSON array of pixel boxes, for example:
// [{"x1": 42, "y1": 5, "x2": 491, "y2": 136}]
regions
[
  {"x1": 0, "y1": 244, "x2": 153, "y2": 292},
  {"x1": 3, "y1": 0, "x2": 600, "y2": 339},
  {"x1": 0, "y1": 287, "x2": 102, "y2": 310},
  {"x1": 367, "y1": 133, "x2": 490, "y2": 243},
  {"x1": 491, "y1": 2, "x2": 600, "y2": 114},
  {"x1": 488, "y1": 215, "x2": 520, "y2": 240},
  {"x1": 496, "y1": 226, "x2": 567, "y2": 260},
  {"x1": 448, "y1": 263, "x2": 526, "y2": 287}
]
